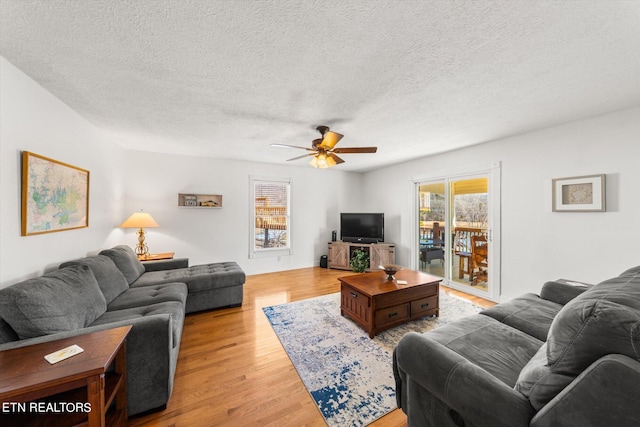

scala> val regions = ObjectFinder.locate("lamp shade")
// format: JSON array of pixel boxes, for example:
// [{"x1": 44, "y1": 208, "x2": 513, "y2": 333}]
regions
[{"x1": 120, "y1": 212, "x2": 159, "y2": 228}]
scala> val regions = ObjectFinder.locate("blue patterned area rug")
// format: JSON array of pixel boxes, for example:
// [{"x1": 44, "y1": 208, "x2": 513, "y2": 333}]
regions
[{"x1": 263, "y1": 291, "x2": 482, "y2": 426}]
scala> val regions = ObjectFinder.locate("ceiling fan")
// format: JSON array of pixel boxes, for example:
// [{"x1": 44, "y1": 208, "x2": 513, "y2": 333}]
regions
[{"x1": 271, "y1": 126, "x2": 377, "y2": 168}]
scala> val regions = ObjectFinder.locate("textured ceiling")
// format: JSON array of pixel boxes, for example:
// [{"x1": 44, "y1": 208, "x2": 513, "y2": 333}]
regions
[{"x1": 1, "y1": 1, "x2": 640, "y2": 171}]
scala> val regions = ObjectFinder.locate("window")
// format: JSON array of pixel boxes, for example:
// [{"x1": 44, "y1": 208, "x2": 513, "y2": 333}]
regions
[{"x1": 249, "y1": 176, "x2": 292, "y2": 258}]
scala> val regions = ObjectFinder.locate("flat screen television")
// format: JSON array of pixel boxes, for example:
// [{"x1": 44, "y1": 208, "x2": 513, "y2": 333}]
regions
[{"x1": 340, "y1": 213, "x2": 384, "y2": 244}]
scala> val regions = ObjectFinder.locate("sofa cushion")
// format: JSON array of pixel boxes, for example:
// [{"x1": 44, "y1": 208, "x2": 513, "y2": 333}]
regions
[
  {"x1": 0, "y1": 318, "x2": 19, "y2": 344},
  {"x1": 426, "y1": 314, "x2": 543, "y2": 387},
  {"x1": 91, "y1": 301, "x2": 185, "y2": 348},
  {"x1": 131, "y1": 262, "x2": 245, "y2": 293},
  {"x1": 513, "y1": 343, "x2": 575, "y2": 410},
  {"x1": 514, "y1": 343, "x2": 549, "y2": 395},
  {"x1": 107, "y1": 282, "x2": 188, "y2": 311},
  {"x1": 516, "y1": 269, "x2": 640, "y2": 410},
  {"x1": 60, "y1": 255, "x2": 129, "y2": 304},
  {"x1": 480, "y1": 293, "x2": 563, "y2": 341},
  {"x1": 99, "y1": 245, "x2": 145, "y2": 285},
  {"x1": 0, "y1": 265, "x2": 107, "y2": 339}
]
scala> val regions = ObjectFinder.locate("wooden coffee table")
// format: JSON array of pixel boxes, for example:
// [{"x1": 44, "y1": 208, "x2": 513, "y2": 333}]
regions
[{"x1": 339, "y1": 270, "x2": 441, "y2": 338}]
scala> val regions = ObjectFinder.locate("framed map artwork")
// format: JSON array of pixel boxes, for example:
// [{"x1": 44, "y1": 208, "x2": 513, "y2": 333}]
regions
[
  {"x1": 552, "y1": 174, "x2": 605, "y2": 212},
  {"x1": 21, "y1": 151, "x2": 90, "y2": 235}
]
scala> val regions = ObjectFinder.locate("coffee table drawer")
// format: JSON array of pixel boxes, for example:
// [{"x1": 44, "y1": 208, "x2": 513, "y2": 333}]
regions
[
  {"x1": 342, "y1": 286, "x2": 370, "y2": 308},
  {"x1": 383, "y1": 283, "x2": 439, "y2": 306},
  {"x1": 375, "y1": 303, "x2": 409, "y2": 326},
  {"x1": 411, "y1": 295, "x2": 438, "y2": 316}
]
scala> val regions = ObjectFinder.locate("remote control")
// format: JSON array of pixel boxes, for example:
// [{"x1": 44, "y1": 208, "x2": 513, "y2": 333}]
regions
[{"x1": 44, "y1": 344, "x2": 84, "y2": 364}]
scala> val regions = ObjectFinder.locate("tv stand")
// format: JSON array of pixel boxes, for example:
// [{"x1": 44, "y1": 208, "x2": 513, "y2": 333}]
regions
[{"x1": 328, "y1": 241, "x2": 395, "y2": 271}]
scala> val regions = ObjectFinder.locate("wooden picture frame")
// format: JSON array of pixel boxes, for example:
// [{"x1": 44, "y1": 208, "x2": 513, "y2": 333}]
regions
[
  {"x1": 552, "y1": 174, "x2": 605, "y2": 212},
  {"x1": 21, "y1": 151, "x2": 90, "y2": 235}
]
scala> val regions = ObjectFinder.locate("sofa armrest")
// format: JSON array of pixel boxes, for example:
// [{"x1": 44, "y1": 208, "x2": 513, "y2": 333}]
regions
[
  {"x1": 531, "y1": 354, "x2": 640, "y2": 427},
  {"x1": 143, "y1": 258, "x2": 189, "y2": 272},
  {"x1": 0, "y1": 320, "x2": 137, "y2": 351},
  {"x1": 115, "y1": 313, "x2": 174, "y2": 414},
  {"x1": 539, "y1": 280, "x2": 591, "y2": 305},
  {"x1": 0, "y1": 314, "x2": 174, "y2": 353},
  {"x1": 394, "y1": 332, "x2": 535, "y2": 427}
]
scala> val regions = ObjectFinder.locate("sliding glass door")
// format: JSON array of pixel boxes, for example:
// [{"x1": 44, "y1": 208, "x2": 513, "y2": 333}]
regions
[{"x1": 415, "y1": 166, "x2": 500, "y2": 301}]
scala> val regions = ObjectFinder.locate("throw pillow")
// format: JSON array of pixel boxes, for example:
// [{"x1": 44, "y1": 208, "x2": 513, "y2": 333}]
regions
[
  {"x1": 99, "y1": 245, "x2": 145, "y2": 285},
  {"x1": 521, "y1": 273, "x2": 640, "y2": 410},
  {"x1": 0, "y1": 265, "x2": 107, "y2": 339},
  {"x1": 547, "y1": 299, "x2": 640, "y2": 373},
  {"x1": 60, "y1": 255, "x2": 129, "y2": 304}
]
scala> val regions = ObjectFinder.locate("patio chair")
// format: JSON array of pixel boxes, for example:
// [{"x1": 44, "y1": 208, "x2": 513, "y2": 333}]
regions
[
  {"x1": 470, "y1": 234, "x2": 488, "y2": 285},
  {"x1": 420, "y1": 222, "x2": 445, "y2": 266},
  {"x1": 453, "y1": 227, "x2": 485, "y2": 279}
]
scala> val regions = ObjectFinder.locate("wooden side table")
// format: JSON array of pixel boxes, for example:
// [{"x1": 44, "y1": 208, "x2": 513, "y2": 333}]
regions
[
  {"x1": 138, "y1": 252, "x2": 174, "y2": 261},
  {"x1": 0, "y1": 325, "x2": 132, "y2": 427}
]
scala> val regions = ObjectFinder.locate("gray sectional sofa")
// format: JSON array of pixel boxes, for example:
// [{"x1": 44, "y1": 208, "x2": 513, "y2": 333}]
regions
[
  {"x1": 0, "y1": 245, "x2": 245, "y2": 416},
  {"x1": 393, "y1": 266, "x2": 640, "y2": 427}
]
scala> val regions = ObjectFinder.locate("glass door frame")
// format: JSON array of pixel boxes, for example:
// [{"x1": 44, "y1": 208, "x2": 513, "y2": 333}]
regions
[{"x1": 411, "y1": 162, "x2": 501, "y2": 302}]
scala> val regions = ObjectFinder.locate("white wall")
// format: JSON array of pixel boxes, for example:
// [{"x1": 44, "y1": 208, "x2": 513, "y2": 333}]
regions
[
  {"x1": 122, "y1": 151, "x2": 363, "y2": 275},
  {"x1": 361, "y1": 107, "x2": 640, "y2": 301},
  {"x1": 0, "y1": 57, "x2": 125, "y2": 287}
]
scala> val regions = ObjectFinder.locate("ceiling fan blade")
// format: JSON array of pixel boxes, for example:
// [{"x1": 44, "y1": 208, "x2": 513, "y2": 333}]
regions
[
  {"x1": 271, "y1": 143, "x2": 315, "y2": 151},
  {"x1": 329, "y1": 153, "x2": 345, "y2": 164},
  {"x1": 320, "y1": 131, "x2": 343, "y2": 149},
  {"x1": 332, "y1": 147, "x2": 377, "y2": 154},
  {"x1": 287, "y1": 153, "x2": 316, "y2": 161}
]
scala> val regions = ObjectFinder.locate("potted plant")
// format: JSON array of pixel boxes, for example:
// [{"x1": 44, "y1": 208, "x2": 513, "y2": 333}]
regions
[{"x1": 350, "y1": 248, "x2": 370, "y2": 273}]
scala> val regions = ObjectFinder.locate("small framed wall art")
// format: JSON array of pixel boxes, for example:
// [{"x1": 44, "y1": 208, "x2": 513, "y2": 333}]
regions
[
  {"x1": 21, "y1": 151, "x2": 90, "y2": 235},
  {"x1": 552, "y1": 174, "x2": 605, "y2": 212}
]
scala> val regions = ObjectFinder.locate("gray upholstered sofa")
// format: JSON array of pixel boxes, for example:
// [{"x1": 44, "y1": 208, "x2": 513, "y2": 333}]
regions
[
  {"x1": 0, "y1": 245, "x2": 245, "y2": 416},
  {"x1": 393, "y1": 266, "x2": 640, "y2": 427}
]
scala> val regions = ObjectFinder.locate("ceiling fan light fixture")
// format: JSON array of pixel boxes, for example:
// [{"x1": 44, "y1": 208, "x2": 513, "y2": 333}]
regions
[
  {"x1": 309, "y1": 152, "x2": 337, "y2": 169},
  {"x1": 325, "y1": 155, "x2": 337, "y2": 168},
  {"x1": 317, "y1": 153, "x2": 327, "y2": 168}
]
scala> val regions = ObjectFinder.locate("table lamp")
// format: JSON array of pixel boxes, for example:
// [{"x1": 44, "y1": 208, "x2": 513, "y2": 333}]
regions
[{"x1": 120, "y1": 211, "x2": 159, "y2": 257}]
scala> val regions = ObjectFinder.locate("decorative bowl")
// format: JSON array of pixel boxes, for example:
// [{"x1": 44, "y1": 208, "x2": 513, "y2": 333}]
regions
[{"x1": 379, "y1": 264, "x2": 403, "y2": 280}]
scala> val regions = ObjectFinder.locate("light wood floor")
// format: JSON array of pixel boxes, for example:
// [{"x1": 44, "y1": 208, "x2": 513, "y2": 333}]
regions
[{"x1": 129, "y1": 267, "x2": 495, "y2": 427}]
